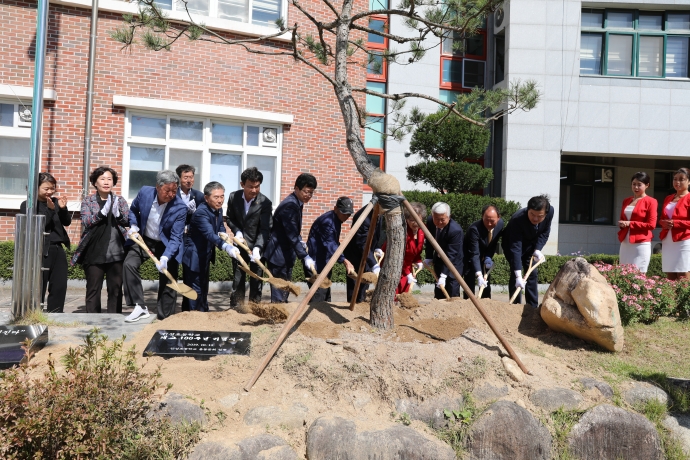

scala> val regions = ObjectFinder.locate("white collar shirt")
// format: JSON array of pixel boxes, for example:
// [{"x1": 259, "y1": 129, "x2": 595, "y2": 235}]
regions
[
  {"x1": 145, "y1": 196, "x2": 168, "y2": 241},
  {"x1": 242, "y1": 193, "x2": 255, "y2": 215},
  {"x1": 180, "y1": 189, "x2": 191, "y2": 204}
]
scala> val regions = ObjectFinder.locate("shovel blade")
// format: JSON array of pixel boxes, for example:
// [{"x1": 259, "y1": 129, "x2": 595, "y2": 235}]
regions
[{"x1": 167, "y1": 282, "x2": 198, "y2": 300}]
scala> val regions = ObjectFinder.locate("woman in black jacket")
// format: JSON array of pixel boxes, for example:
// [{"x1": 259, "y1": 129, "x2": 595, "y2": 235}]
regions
[{"x1": 19, "y1": 172, "x2": 72, "y2": 313}]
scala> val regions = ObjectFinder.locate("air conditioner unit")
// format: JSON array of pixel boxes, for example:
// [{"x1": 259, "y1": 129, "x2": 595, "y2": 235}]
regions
[
  {"x1": 17, "y1": 107, "x2": 32, "y2": 128},
  {"x1": 494, "y1": 4, "x2": 508, "y2": 34}
]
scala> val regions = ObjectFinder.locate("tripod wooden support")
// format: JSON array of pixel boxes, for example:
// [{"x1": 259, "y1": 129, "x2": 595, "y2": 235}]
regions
[
  {"x1": 401, "y1": 200, "x2": 531, "y2": 376},
  {"x1": 244, "y1": 201, "x2": 374, "y2": 392},
  {"x1": 348, "y1": 204, "x2": 380, "y2": 311}
]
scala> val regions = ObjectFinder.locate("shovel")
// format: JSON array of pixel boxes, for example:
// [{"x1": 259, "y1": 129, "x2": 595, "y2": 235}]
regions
[
  {"x1": 477, "y1": 263, "x2": 495, "y2": 298},
  {"x1": 509, "y1": 256, "x2": 545, "y2": 304},
  {"x1": 217, "y1": 233, "x2": 269, "y2": 283},
  {"x1": 227, "y1": 235, "x2": 301, "y2": 297},
  {"x1": 423, "y1": 261, "x2": 450, "y2": 300},
  {"x1": 397, "y1": 264, "x2": 423, "y2": 309},
  {"x1": 129, "y1": 233, "x2": 197, "y2": 300}
]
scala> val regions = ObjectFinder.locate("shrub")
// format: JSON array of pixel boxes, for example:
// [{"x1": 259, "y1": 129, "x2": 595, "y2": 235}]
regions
[
  {"x1": 594, "y1": 262, "x2": 676, "y2": 325},
  {"x1": 675, "y1": 279, "x2": 690, "y2": 320},
  {"x1": 0, "y1": 329, "x2": 203, "y2": 459}
]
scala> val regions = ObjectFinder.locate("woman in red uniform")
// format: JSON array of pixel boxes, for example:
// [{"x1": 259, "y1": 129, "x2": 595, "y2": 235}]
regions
[
  {"x1": 377, "y1": 202, "x2": 427, "y2": 295},
  {"x1": 617, "y1": 172, "x2": 657, "y2": 273},
  {"x1": 660, "y1": 168, "x2": 690, "y2": 280}
]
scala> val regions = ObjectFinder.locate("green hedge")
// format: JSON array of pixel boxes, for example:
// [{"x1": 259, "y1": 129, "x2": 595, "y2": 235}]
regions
[{"x1": 0, "y1": 241, "x2": 661, "y2": 287}]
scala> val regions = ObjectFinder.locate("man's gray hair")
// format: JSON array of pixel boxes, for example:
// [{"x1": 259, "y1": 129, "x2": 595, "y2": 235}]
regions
[
  {"x1": 156, "y1": 170, "x2": 180, "y2": 187},
  {"x1": 203, "y1": 181, "x2": 225, "y2": 196},
  {"x1": 431, "y1": 202, "x2": 451, "y2": 217}
]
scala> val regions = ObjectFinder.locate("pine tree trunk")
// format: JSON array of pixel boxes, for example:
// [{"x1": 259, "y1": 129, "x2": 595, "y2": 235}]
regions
[{"x1": 332, "y1": 0, "x2": 402, "y2": 330}]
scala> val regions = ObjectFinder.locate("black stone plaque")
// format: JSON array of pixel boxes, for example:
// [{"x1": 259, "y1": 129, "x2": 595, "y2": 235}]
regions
[
  {"x1": 143, "y1": 330, "x2": 251, "y2": 358},
  {"x1": 0, "y1": 325, "x2": 49, "y2": 370}
]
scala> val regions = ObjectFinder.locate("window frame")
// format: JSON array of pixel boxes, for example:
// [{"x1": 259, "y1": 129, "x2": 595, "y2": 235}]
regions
[
  {"x1": 0, "y1": 100, "x2": 32, "y2": 201},
  {"x1": 122, "y1": 109, "x2": 282, "y2": 205},
  {"x1": 580, "y1": 8, "x2": 690, "y2": 79},
  {"x1": 439, "y1": 31, "x2": 487, "y2": 91},
  {"x1": 559, "y1": 163, "x2": 615, "y2": 226},
  {"x1": 152, "y1": 0, "x2": 288, "y2": 29}
]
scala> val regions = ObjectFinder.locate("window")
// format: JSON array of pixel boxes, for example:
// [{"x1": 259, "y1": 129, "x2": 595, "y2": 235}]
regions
[
  {"x1": 150, "y1": 0, "x2": 282, "y2": 27},
  {"x1": 125, "y1": 112, "x2": 281, "y2": 203},
  {"x1": 494, "y1": 34, "x2": 505, "y2": 84},
  {"x1": 580, "y1": 9, "x2": 690, "y2": 78},
  {"x1": 0, "y1": 102, "x2": 31, "y2": 196},
  {"x1": 365, "y1": 7, "x2": 388, "y2": 186},
  {"x1": 440, "y1": 31, "x2": 486, "y2": 90},
  {"x1": 559, "y1": 164, "x2": 614, "y2": 225}
]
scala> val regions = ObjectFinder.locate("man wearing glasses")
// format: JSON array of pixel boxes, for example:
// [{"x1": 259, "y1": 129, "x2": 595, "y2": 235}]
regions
[{"x1": 264, "y1": 173, "x2": 318, "y2": 303}]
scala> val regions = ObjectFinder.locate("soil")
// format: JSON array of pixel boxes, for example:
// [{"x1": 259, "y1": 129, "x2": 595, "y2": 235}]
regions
[{"x1": 26, "y1": 297, "x2": 626, "y2": 457}]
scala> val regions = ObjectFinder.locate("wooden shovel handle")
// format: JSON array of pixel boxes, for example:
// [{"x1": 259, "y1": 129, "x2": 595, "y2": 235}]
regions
[
  {"x1": 509, "y1": 256, "x2": 545, "y2": 304},
  {"x1": 231, "y1": 236, "x2": 273, "y2": 278},
  {"x1": 477, "y1": 264, "x2": 495, "y2": 298},
  {"x1": 129, "y1": 233, "x2": 178, "y2": 287},
  {"x1": 423, "y1": 261, "x2": 450, "y2": 301},
  {"x1": 374, "y1": 252, "x2": 383, "y2": 265},
  {"x1": 218, "y1": 233, "x2": 268, "y2": 282}
]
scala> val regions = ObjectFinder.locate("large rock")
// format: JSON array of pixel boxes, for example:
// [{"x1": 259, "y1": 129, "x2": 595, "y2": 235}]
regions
[
  {"x1": 188, "y1": 435, "x2": 298, "y2": 460},
  {"x1": 530, "y1": 387, "x2": 583, "y2": 412},
  {"x1": 154, "y1": 392, "x2": 207, "y2": 425},
  {"x1": 306, "y1": 416, "x2": 455, "y2": 460},
  {"x1": 624, "y1": 383, "x2": 669, "y2": 407},
  {"x1": 395, "y1": 395, "x2": 463, "y2": 429},
  {"x1": 466, "y1": 401, "x2": 552, "y2": 460},
  {"x1": 568, "y1": 404, "x2": 663, "y2": 460},
  {"x1": 663, "y1": 414, "x2": 690, "y2": 455},
  {"x1": 243, "y1": 403, "x2": 308, "y2": 429},
  {"x1": 579, "y1": 377, "x2": 614, "y2": 399},
  {"x1": 541, "y1": 258, "x2": 624, "y2": 351}
]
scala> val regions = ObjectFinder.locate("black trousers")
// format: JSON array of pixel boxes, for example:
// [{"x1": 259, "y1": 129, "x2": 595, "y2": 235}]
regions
[
  {"x1": 42, "y1": 244, "x2": 68, "y2": 313},
  {"x1": 84, "y1": 261, "x2": 124, "y2": 313},
  {"x1": 182, "y1": 264, "x2": 210, "y2": 312},
  {"x1": 508, "y1": 258, "x2": 540, "y2": 307},
  {"x1": 267, "y1": 261, "x2": 292, "y2": 303},
  {"x1": 463, "y1": 271, "x2": 493, "y2": 299},
  {"x1": 230, "y1": 251, "x2": 264, "y2": 307},
  {"x1": 346, "y1": 276, "x2": 369, "y2": 303},
  {"x1": 123, "y1": 236, "x2": 179, "y2": 319},
  {"x1": 435, "y1": 276, "x2": 461, "y2": 299}
]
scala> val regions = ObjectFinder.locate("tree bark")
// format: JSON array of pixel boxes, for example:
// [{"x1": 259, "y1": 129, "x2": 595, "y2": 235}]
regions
[{"x1": 333, "y1": 0, "x2": 403, "y2": 330}]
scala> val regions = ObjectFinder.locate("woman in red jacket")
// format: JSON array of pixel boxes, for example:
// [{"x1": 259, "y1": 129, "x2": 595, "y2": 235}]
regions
[
  {"x1": 660, "y1": 168, "x2": 690, "y2": 280},
  {"x1": 378, "y1": 202, "x2": 427, "y2": 295},
  {"x1": 618, "y1": 172, "x2": 657, "y2": 273}
]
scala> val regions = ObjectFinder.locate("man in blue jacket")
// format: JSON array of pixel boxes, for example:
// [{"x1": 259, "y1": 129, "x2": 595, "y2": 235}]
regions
[
  {"x1": 423, "y1": 202, "x2": 464, "y2": 299},
  {"x1": 463, "y1": 204, "x2": 504, "y2": 299},
  {"x1": 182, "y1": 181, "x2": 239, "y2": 312},
  {"x1": 501, "y1": 194, "x2": 554, "y2": 308},
  {"x1": 176, "y1": 164, "x2": 205, "y2": 311},
  {"x1": 306, "y1": 197, "x2": 356, "y2": 302},
  {"x1": 123, "y1": 170, "x2": 188, "y2": 322},
  {"x1": 264, "y1": 173, "x2": 317, "y2": 303}
]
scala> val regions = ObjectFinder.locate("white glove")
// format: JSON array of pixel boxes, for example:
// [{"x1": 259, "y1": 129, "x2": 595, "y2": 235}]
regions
[
  {"x1": 112, "y1": 196, "x2": 120, "y2": 218},
  {"x1": 372, "y1": 264, "x2": 381, "y2": 275},
  {"x1": 374, "y1": 248, "x2": 384, "y2": 258},
  {"x1": 514, "y1": 270, "x2": 526, "y2": 289},
  {"x1": 187, "y1": 199, "x2": 197, "y2": 213},
  {"x1": 251, "y1": 247, "x2": 261, "y2": 263},
  {"x1": 533, "y1": 249, "x2": 545, "y2": 263},
  {"x1": 219, "y1": 232, "x2": 229, "y2": 241},
  {"x1": 222, "y1": 243, "x2": 240, "y2": 259},
  {"x1": 436, "y1": 273, "x2": 446, "y2": 288},
  {"x1": 484, "y1": 257, "x2": 493, "y2": 270},
  {"x1": 101, "y1": 194, "x2": 113, "y2": 216},
  {"x1": 156, "y1": 255, "x2": 169, "y2": 273},
  {"x1": 423, "y1": 258, "x2": 432, "y2": 267},
  {"x1": 304, "y1": 255, "x2": 316, "y2": 273},
  {"x1": 476, "y1": 271, "x2": 487, "y2": 288},
  {"x1": 415, "y1": 262, "x2": 423, "y2": 270},
  {"x1": 235, "y1": 230, "x2": 245, "y2": 243},
  {"x1": 406, "y1": 273, "x2": 417, "y2": 285},
  {"x1": 127, "y1": 225, "x2": 140, "y2": 238}
]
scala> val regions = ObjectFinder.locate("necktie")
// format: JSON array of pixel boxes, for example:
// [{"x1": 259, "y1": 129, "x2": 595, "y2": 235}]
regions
[{"x1": 488, "y1": 228, "x2": 493, "y2": 244}]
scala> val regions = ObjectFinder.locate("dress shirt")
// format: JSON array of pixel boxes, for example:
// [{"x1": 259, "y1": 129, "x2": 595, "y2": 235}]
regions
[
  {"x1": 180, "y1": 189, "x2": 191, "y2": 204},
  {"x1": 145, "y1": 197, "x2": 168, "y2": 241},
  {"x1": 242, "y1": 193, "x2": 255, "y2": 215}
]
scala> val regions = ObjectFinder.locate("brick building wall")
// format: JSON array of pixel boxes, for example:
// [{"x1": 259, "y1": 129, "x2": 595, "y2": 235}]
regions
[{"x1": 0, "y1": 0, "x2": 368, "y2": 243}]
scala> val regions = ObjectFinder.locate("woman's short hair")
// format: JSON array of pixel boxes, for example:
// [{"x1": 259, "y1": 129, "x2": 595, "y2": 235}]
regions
[
  {"x1": 89, "y1": 167, "x2": 119, "y2": 186},
  {"x1": 431, "y1": 202, "x2": 451, "y2": 217},
  {"x1": 674, "y1": 168, "x2": 690, "y2": 181},
  {"x1": 404, "y1": 201, "x2": 427, "y2": 221},
  {"x1": 631, "y1": 172, "x2": 650, "y2": 186},
  {"x1": 38, "y1": 172, "x2": 56, "y2": 187}
]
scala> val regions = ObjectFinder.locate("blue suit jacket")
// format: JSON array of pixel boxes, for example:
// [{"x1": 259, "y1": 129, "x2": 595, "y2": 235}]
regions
[
  {"x1": 264, "y1": 192, "x2": 307, "y2": 268},
  {"x1": 501, "y1": 206, "x2": 554, "y2": 270},
  {"x1": 463, "y1": 218, "x2": 504, "y2": 275},
  {"x1": 425, "y1": 217, "x2": 464, "y2": 279},
  {"x1": 182, "y1": 202, "x2": 225, "y2": 272},
  {"x1": 307, "y1": 210, "x2": 345, "y2": 272},
  {"x1": 127, "y1": 186, "x2": 187, "y2": 262}
]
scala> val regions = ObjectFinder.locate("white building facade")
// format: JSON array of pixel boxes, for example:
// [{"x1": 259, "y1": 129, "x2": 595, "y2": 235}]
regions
[{"x1": 382, "y1": 0, "x2": 690, "y2": 256}]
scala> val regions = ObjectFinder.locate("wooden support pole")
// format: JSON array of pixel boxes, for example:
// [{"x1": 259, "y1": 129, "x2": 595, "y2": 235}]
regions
[
  {"x1": 401, "y1": 200, "x2": 531, "y2": 376},
  {"x1": 349, "y1": 204, "x2": 380, "y2": 311},
  {"x1": 244, "y1": 201, "x2": 375, "y2": 392}
]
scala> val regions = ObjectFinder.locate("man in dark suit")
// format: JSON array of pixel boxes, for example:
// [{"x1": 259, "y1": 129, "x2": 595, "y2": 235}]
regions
[
  {"x1": 176, "y1": 164, "x2": 205, "y2": 311},
  {"x1": 124, "y1": 170, "x2": 188, "y2": 322},
  {"x1": 463, "y1": 204, "x2": 504, "y2": 299},
  {"x1": 343, "y1": 205, "x2": 382, "y2": 303},
  {"x1": 182, "y1": 182, "x2": 239, "y2": 312},
  {"x1": 501, "y1": 194, "x2": 554, "y2": 308},
  {"x1": 225, "y1": 167, "x2": 273, "y2": 308},
  {"x1": 306, "y1": 197, "x2": 356, "y2": 302},
  {"x1": 264, "y1": 173, "x2": 318, "y2": 303},
  {"x1": 423, "y1": 202, "x2": 464, "y2": 299}
]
